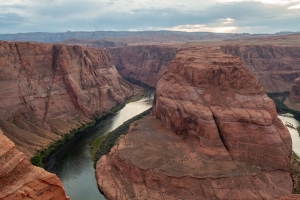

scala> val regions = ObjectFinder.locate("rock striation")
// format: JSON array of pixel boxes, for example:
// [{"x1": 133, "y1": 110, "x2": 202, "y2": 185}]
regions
[
  {"x1": 289, "y1": 77, "x2": 300, "y2": 101},
  {"x1": 221, "y1": 44, "x2": 300, "y2": 93},
  {"x1": 96, "y1": 46, "x2": 293, "y2": 199},
  {"x1": 108, "y1": 45, "x2": 179, "y2": 87},
  {"x1": 284, "y1": 77, "x2": 300, "y2": 111},
  {"x1": 0, "y1": 129, "x2": 69, "y2": 200},
  {"x1": 0, "y1": 40, "x2": 133, "y2": 157}
]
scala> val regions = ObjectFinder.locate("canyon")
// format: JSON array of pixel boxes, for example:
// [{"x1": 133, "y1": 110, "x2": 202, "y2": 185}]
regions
[
  {"x1": 96, "y1": 46, "x2": 294, "y2": 199},
  {"x1": 0, "y1": 40, "x2": 133, "y2": 157},
  {"x1": 108, "y1": 45, "x2": 179, "y2": 87},
  {"x1": 284, "y1": 77, "x2": 300, "y2": 111},
  {"x1": 104, "y1": 34, "x2": 300, "y2": 92},
  {"x1": 0, "y1": 33, "x2": 300, "y2": 200},
  {"x1": 0, "y1": 129, "x2": 69, "y2": 200}
]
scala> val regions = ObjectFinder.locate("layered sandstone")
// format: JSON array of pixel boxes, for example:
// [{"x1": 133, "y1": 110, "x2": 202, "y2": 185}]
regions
[
  {"x1": 0, "y1": 40, "x2": 133, "y2": 157},
  {"x1": 284, "y1": 77, "x2": 300, "y2": 111},
  {"x1": 289, "y1": 77, "x2": 300, "y2": 101},
  {"x1": 108, "y1": 45, "x2": 179, "y2": 87},
  {"x1": 221, "y1": 44, "x2": 300, "y2": 93},
  {"x1": 0, "y1": 129, "x2": 69, "y2": 200},
  {"x1": 96, "y1": 46, "x2": 293, "y2": 199}
]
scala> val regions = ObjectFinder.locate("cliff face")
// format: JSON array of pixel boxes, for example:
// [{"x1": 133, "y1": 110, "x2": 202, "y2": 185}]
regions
[
  {"x1": 221, "y1": 45, "x2": 300, "y2": 93},
  {"x1": 96, "y1": 46, "x2": 293, "y2": 200},
  {"x1": 0, "y1": 129, "x2": 69, "y2": 200},
  {"x1": 284, "y1": 77, "x2": 300, "y2": 111},
  {"x1": 108, "y1": 45, "x2": 179, "y2": 87},
  {"x1": 289, "y1": 77, "x2": 300, "y2": 101},
  {"x1": 0, "y1": 40, "x2": 133, "y2": 157}
]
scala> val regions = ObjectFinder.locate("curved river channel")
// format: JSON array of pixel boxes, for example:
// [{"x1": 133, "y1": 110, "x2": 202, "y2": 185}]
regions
[
  {"x1": 44, "y1": 92, "x2": 300, "y2": 200},
  {"x1": 45, "y1": 93, "x2": 154, "y2": 200}
]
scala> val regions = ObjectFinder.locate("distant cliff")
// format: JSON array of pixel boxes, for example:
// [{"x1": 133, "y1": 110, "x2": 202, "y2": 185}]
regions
[
  {"x1": 221, "y1": 44, "x2": 300, "y2": 93},
  {"x1": 108, "y1": 45, "x2": 179, "y2": 87},
  {"x1": 0, "y1": 40, "x2": 133, "y2": 157}
]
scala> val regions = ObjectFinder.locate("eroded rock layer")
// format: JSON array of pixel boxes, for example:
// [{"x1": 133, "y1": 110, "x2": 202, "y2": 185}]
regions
[
  {"x1": 0, "y1": 130, "x2": 69, "y2": 200},
  {"x1": 221, "y1": 45, "x2": 300, "y2": 93},
  {"x1": 108, "y1": 45, "x2": 179, "y2": 87},
  {"x1": 289, "y1": 77, "x2": 300, "y2": 101},
  {"x1": 96, "y1": 46, "x2": 293, "y2": 200},
  {"x1": 284, "y1": 77, "x2": 300, "y2": 111},
  {"x1": 0, "y1": 40, "x2": 133, "y2": 157}
]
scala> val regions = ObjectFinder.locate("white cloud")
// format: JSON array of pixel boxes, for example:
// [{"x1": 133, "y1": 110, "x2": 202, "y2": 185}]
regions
[
  {"x1": 168, "y1": 24, "x2": 237, "y2": 33},
  {"x1": 288, "y1": 3, "x2": 300, "y2": 8}
]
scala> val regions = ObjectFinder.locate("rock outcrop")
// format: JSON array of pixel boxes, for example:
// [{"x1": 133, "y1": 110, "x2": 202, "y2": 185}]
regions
[
  {"x1": 0, "y1": 40, "x2": 133, "y2": 157},
  {"x1": 96, "y1": 46, "x2": 293, "y2": 199},
  {"x1": 289, "y1": 77, "x2": 300, "y2": 101},
  {"x1": 108, "y1": 45, "x2": 179, "y2": 87},
  {"x1": 284, "y1": 77, "x2": 300, "y2": 111},
  {"x1": 0, "y1": 129, "x2": 69, "y2": 200},
  {"x1": 221, "y1": 44, "x2": 300, "y2": 93}
]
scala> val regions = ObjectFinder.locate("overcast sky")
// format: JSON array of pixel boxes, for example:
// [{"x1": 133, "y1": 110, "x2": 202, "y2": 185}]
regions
[{"x1": 0, "y1": 0, "x2": 300, "y2": 34}]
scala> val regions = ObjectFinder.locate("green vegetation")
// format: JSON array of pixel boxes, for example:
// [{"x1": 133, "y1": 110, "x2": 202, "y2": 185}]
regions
[
  {"x1": 30, "y1": 121, "x2": 95, "y2": 167},
  {"x1": 267, "y1": 92, "x2": 300, "y2": 121},
  {"x1": 92, "y1": 108, "x2": 152, "y2": 167},
  {"x1": 291, "y1": 151, "x2": 300, "y2": 194},
  {"x1": 285, "y1": 121, "x2": 296, "y2": 129},
  {"x1": 30, "y1": 82, "x2": 151, "y2": 168}
]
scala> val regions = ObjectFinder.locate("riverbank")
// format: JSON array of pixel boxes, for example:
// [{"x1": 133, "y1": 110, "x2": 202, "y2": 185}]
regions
[
  {"x1": 30, "y1": 81, "x2": 152, "y2": 168},
  {"x1": 267, "y1": 92, "x2": 300, "y2": 121},
  {"x1": 92, "y1": 108, "x2": 152, "y2": 166}
]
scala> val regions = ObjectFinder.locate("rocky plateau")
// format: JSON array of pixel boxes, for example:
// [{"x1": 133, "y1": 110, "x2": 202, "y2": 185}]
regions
[{"x1": 96, "y1": 46, "x2": 294, "y2": 199}]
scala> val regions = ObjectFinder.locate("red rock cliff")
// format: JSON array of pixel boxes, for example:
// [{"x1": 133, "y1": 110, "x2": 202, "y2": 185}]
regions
[
  {"x1": 96, "y1": 46, "x2": 293, "y2": 200},
  {"x1": 289, "y1": 77, "x2": 300, "y2": 101},
  {"x1": 0, "y1": 129, "x2": 69, "y2": 200},
  {"x1": 108, "y1": 45, "x2": 179, "y2": 87},
  {"x1": 0, "y1": 40, "x2": 133, "y2": 157},
  {"x1": 221, "y1": 44, "x2": 300, "y2": 93}
]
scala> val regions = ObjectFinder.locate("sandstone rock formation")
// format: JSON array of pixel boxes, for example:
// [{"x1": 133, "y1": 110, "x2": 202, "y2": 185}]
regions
[
  {"x1": 221, "y1": 44, "x2": 300, "y2": 93},
  {"x1": 0, "y1": 129, "x2": 69, "y2": 200},
  {"x1": 289, "y1": 77, "x2": 300, "y2": 101},
  {"x1": 0, "y1": 40, "x2": 133, "y2": 157},
  {"x1": 108, "y1": 45, "x2": 179, "y2": 87},
  {"x1": 284, "y1": 77, "x2": 300, "y2": 112},
  {"x1": 96, "y1": 46, "x2": 293, "y2": 199}
]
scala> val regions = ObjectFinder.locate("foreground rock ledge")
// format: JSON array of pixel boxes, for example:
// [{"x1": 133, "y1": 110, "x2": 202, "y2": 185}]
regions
[
  {"x1": 0, "y1": 130, "x2": 69, "y2": 200},
  {"x1": 96, "y1": 46, "x2": 293, "y2": 199}
]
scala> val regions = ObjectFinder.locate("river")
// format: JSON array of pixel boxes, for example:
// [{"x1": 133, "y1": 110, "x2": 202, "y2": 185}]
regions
[
  {"x1": 44, "y1": 93, "x2": 300, "y2": 200},
  {"x1": 45, "y1": 92, "x2": 154, "y2": 200},
  {"x1": 278, "y1": 113, "x2": 300, "y2": 155}
]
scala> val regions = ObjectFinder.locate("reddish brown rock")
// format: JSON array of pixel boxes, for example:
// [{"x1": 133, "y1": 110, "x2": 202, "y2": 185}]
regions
[
  {"x1": 0, "y1": 40, "x2": 133, "y2": 157},
  {"x1": 0, "y1": 129, "x2": 69, "y2": 200},
  {"x1": 96, "y1": 46, "x2": 293, "y2": 199},
  {"x1": 108, "y1": 45, "x2": 179, "y2": 87},
  {"x1": 289, "y1": 77, "x2": 300, "y2": 101},
  {"x1": 221, "y1": 44, "x2": 300, "y2": 93},
  {"x1": 284, "y1": 77, "x2": 300, "y2": 112}
]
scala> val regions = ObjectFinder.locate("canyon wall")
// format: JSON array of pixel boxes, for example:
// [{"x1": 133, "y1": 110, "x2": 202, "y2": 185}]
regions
[
  {"x1": 0, "y1": 40, "x2": 133, "y2": 157},
  {"x1": 108, "y1": 45, "x2": 179, "y2": 87},
  {"x1": 96, "y1": 46, "x2": 293, "y2": 199},
  {"x1": 284, "y1": 77, "x2": 300, "y2": 111},
  {"x1": 0, "y1": 130, "x2": 69, "y2": 200},
  {"x1": 221, "y1": 44, "x2": 300, "y2": 93}
]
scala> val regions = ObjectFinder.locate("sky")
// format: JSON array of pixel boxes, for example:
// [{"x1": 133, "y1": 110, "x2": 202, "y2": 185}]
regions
[{"x1": 0, "y1": 0, "x2": 300, "y2": 34}]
